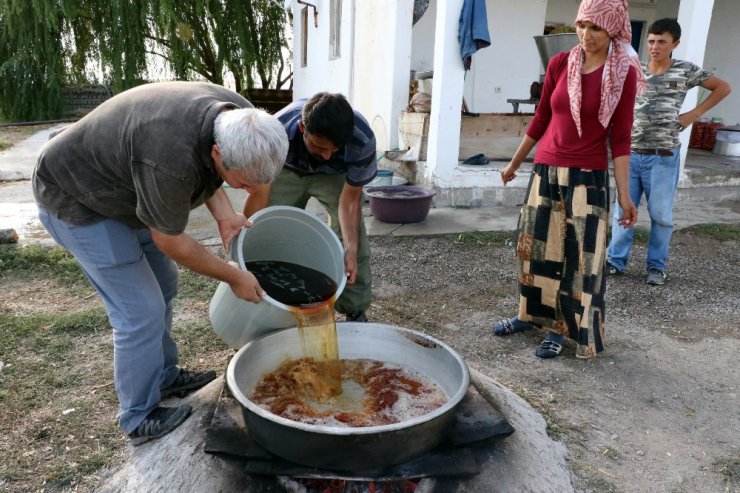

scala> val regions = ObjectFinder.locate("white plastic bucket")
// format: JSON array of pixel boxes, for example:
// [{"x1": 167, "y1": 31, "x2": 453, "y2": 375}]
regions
[{"x1": 209, "y1": 206, "x2": 346, "y2": 349}]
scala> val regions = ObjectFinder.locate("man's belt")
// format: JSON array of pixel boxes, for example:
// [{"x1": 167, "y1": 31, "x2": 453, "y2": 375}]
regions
[{"x1": 632, "y1": 148, "x2": 673, "y2": 157}]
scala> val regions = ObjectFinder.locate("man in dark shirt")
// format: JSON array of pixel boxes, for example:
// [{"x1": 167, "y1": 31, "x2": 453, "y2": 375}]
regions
[
  {"x1": 244, "y1": 92, "x2": 377, "y2": 322},
  {"x1": 33, "y1": 81, "x2": 288, "y2": 445}
]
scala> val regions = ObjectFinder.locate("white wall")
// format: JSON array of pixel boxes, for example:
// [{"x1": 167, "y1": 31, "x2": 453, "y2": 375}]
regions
[
  {"x1": 544, "y1": 0, "x2": 577, "y2": 27},
  {"x1": 410, "y1": 0, "x2": 436, "y2": 74},
  {"x1": 290, "y1": 0, "x2": 413, "y2": 152},
  {"x1": 352, "y1": 1, "x2": 414, "y2": 152},
  {"x1": 703, "y1": 0, "x2": 740, "y2": 122},
  {"x1": 290, "y1": 0, "x2": 353, "y2": 100},
  {"x1": 464, "y1": 0, "x2": 547, "y2": 113},
  {"x1": 411, "y1": 0, "x2": 548, "y2": 114}
]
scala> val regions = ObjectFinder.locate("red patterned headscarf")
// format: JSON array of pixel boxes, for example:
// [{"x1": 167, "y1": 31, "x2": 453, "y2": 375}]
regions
[{"x1": 567, "y1": 0, "x2": 647, "y2": 136}]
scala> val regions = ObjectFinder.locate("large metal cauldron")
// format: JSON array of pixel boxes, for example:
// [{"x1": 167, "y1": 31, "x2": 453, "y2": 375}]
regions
[{"x1": 226, "y1": 322, "x2": 470, "y2": 473}]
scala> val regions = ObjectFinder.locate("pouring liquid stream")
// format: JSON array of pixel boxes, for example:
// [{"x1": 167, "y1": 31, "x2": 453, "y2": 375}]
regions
[{"x1": 246, "y1": 260, "x2": 342, "y2": 398}]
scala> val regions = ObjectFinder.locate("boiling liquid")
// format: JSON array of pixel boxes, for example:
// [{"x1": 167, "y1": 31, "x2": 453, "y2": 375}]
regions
[
  {"x1": 250, "y1": 358, "x2": 449, "y2": 427},
  {"x1": 246, "y1": 260, "x2": 341, "y2": 397}
]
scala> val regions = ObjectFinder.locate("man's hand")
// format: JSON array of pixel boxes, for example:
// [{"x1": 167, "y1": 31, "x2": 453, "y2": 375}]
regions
[
  {"x1": 617, "y1": 195, "x2": 638, "y2": 228},
  {"x1": 344, "y1": 251, "x2": 358, "y2": 284},
  {"x1": 150, "y1": 229, "x2": 264, "y2": 303},
  {"x1": 216, "y1": 213, "x2": 251, "y2": 255},
  {"x1": 338, "y1": 183, "x2": 363, "y2": 284},
  {"x1": 229, "y1": 269, "x2": 264, "y2": 303},
  {"x1": 205, "y1": 187, "x2": 251, "y2": 253}
]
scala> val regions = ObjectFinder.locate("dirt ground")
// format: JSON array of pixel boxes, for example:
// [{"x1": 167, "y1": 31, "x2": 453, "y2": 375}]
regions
[
  {"x1": 1, "y1": 227, "x2": 738, "y2": 492},
  {"x1": 368, "y1": 228, "x2": 739, "y2": 493}
]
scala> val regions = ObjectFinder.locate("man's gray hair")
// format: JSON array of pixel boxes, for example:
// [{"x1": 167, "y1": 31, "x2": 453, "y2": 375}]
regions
[{"x1": 214, "y1": 108, "x2": 288, "y2": 184}]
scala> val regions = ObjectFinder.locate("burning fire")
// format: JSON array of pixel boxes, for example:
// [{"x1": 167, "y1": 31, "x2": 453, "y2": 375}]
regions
[{"x1": 298, "y1": 478, "x2": 421, "y2": 492}]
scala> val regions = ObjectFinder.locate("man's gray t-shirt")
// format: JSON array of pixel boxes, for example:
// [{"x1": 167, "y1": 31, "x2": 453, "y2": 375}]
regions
[
  {"x1": 631, "y1": 60, "x2": 711, "y2": 150},
  {"x1": 33, "y1": 81, "x2": 250, "y2": 234}
]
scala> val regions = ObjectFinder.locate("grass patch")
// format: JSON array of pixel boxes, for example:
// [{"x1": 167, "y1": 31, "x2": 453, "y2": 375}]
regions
[
  {"x1": 177, "y1": 268, "x2": 219, "y2": 303},
  {"x1": 572, "y1": 463, "x2": 619, "y2": 493},
  {"x1": 689, "y1": 223, "x2": 740, "y2": 242},
  {"x1": 0, "y1": 244, "x2": 86, "y2": 284},
  {"x1": 450, "y1": 231, "x2": 517, "y2": 247},
  {"x1": 44, "y1": 451, "x2": 115, "y2": 487},
  {"x1": 174, "y1": 320, "x2": 231, "y2": 360},
  {"x1": 631, "y1": 226, "x2": 649, "y2": 244},
  {"x1": 0, "y1": 139, "x2": 10, "y2": 151},
  {"x1": 714, "y1": 456, "x2": 739, "y2": 489},
  {"x1": 0, "y1": 307, "x2": 121, "y2": 491},
  {"x1": 0, "y1": 310, "x2": 109, "y2": 360},
  {"x1": 512, "y1": 386, "x2": 565, "y2": 439}
]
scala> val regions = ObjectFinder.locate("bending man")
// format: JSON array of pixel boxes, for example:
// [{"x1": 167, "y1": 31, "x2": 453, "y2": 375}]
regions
[
  {"x1": 244, "y1": 92, "x2": 376, "y2": 322},
  {"x1": 33, "y1": 81, "x2": 288, "y2": 445}
]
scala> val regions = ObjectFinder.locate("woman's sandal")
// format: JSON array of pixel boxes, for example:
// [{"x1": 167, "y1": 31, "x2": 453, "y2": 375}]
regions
[
  {"x1": 493, "y1": 316, "x2": 535, "y2": 336},
  {"x1": 535, "y1": 332, "x2": 564, "y2": 359}
]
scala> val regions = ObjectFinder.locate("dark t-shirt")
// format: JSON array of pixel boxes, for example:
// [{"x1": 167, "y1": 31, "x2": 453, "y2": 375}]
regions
[{"x1": 33, "y1": 81, "x2": 251, "y2": 234}]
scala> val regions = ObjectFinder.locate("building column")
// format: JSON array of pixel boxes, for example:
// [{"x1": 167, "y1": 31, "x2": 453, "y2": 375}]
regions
[
  {"x1": 675, "y1": 0, "x2": 714, "y2": 173},
  {"x1": 425, "y1": 0, "x2": 465, "y2": 185}
]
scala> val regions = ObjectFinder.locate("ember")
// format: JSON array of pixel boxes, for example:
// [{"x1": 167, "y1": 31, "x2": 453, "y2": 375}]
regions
[{"x1": 298, "y1": 478, "x2": 420, "y2": 493}]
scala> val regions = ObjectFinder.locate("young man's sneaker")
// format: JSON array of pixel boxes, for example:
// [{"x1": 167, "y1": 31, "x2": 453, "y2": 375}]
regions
[
  {"x1": 345, "y1": 311, "x2": 368, "y2": 322},
  {"x1": 128, "y1": 405, "x2": 192, "y2": 446},
  {"x1": 161, "y1": 368, "x2": 217, "y2": 398},
  {"x1": 646, "y1": 269, "x2": 667, "y2": 286},
  {"x1": 606, "y1": 262, "x2": 622, "y2": 275}
]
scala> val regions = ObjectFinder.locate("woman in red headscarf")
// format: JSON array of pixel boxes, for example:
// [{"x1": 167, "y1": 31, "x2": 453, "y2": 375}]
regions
[{"x1": 492, "y1": 0, "x2": 645, "y2": 359}]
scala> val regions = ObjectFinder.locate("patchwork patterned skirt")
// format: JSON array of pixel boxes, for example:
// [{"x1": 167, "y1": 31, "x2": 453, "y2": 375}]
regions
[{"x1": 516, "y1": 164, "x2": 610, "y2": 358}]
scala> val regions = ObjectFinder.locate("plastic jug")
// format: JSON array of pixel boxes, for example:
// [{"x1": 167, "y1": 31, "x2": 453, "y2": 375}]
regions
[{"x1": 209, "y1": 206, "x2": 346, "y2": 349}]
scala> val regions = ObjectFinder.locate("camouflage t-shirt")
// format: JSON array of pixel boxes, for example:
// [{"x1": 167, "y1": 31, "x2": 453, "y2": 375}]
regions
[{"x1": 631, "y1": 60, "x2": 711, "y2": 150}]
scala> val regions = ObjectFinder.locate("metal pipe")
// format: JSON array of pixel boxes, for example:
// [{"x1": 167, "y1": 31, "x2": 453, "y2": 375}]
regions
[{"x1": 296, "y1": 0, "x2": 318, "y2": 27}]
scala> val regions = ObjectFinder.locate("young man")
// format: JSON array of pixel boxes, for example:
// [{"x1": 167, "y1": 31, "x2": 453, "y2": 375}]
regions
[
  {"x1": 33, "y1": 81, "x2": 288, "y2": 445},
  {"x1": 244, "y1": 92, "x2": 377, "y2": 322},
  {"x1": 607, "y1": 18, "x2": 731, "y2": 285}
]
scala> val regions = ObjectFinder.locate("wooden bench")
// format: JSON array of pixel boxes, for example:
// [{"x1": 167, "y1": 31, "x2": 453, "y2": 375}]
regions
[{"x1": 506, "y1": 98, "x2": 539, "y2": 114}]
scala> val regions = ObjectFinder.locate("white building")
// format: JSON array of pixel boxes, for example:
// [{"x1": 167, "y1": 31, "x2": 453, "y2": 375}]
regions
[{"x1": 287, "y1": 0, "x2": 738, "y2": 207}]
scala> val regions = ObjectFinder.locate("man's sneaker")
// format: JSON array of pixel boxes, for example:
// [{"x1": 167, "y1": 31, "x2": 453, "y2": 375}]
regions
[
  {"x1": 161, "y1": 368, "x2": 217, "y2": 398},
  {"x1": 606, "y1": 262, "x2": 623, "y2": 275},
  {"x1": 646, "y1": 269, "x2": 667, "y2": 286},
  {"x1": 128, "y1": 405, "x2": 192, "y2": 446},
  {"x1": 345, "y1": 310, "x2": 368, "y2": 322}
]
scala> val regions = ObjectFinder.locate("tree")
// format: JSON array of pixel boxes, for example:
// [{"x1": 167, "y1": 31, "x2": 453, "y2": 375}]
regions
[
  {"x1": 150, "y1": 0, "x2": 292, "y2": 94},
  {"x1": 0, "y1": 0, "x2": 291, "y2": 121},
  {"x1": 0, "y1": 0, "x2": 68, "y2": 120}
]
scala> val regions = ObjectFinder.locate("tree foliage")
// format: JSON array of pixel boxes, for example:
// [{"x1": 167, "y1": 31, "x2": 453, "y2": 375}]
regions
[
  {"x1": 0, "y1": 0, "x2": 292, "y2": 121},
  {"x1": 0, "y1": 0, "x2": 68, "y2": 120}
]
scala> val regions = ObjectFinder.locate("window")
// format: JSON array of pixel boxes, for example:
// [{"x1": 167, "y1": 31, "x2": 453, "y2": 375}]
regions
[{"x1": 329, "y1": 0, "x2": 341, "y2": 59}]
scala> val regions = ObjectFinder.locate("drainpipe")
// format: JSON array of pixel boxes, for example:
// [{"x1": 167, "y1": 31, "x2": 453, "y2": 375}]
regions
[{"x1": 349, "y1": 0, "x2": 356, "y2": 104}]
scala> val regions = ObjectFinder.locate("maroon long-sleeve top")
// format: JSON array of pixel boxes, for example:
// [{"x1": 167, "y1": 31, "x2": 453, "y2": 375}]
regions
[{"x1": 526, "y1": 51, "x2": 637, "y2": 170}]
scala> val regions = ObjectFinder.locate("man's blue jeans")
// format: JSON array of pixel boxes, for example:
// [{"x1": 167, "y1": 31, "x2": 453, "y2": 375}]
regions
[
  {"x1": 607, "y1": 148, "x2": 681, "y2": 273},
  {"x1": 38, "y1": 208, "x2": 180, "y2": 433}
]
